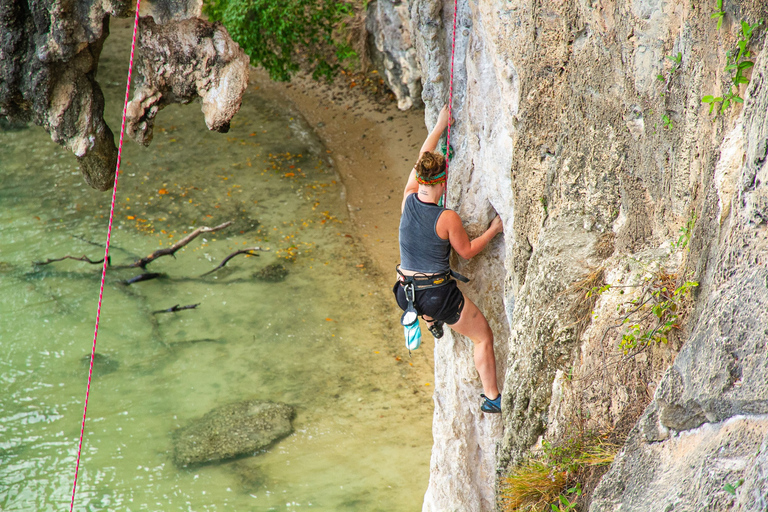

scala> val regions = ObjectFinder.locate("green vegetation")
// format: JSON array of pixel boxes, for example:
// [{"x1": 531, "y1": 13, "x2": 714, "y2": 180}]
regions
[
  {"x1": 500, "y1": 436, "x2": 615, "y2": 512},
  {"x1": 654, "y1": 52, "x2": 681, "y2": 131},
  {"x1": 702, "y1": 3, "x2": 762, "y2": 115},
  {"x1": 203, "y1": 0, "x2": 357, "y2": 81},
  {"x1": 711, "y1": 0, "x2": 726, "y2": 31},
  {"x1": 724, "y1": 478, "x2": 744, "y2": 496},
  {"x1": 587, "y1": 214, "x2": 698, "y2": 354},
  {"x1": 661, "y1": 113, "x2": 673, "y2": 130},
  {"x1": 616, "y1": 275, "x2": 698, "y2": 353},
  {"x1": 657, "y1": 51, "x2": 682, "y2": 95},
  {"x1": 671, "y1": 213, "x2": 696, "y2": 251}
]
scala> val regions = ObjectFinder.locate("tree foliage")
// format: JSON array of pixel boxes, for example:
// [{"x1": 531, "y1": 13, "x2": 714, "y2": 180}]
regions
[{"x1": 203, "y1": 0, "x2": 355, "y2": 81}]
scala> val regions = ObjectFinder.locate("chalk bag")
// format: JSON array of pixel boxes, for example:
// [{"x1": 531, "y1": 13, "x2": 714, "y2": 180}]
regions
[{"x1": 401, "y1": 283, "x2": 421, "y2": 351}]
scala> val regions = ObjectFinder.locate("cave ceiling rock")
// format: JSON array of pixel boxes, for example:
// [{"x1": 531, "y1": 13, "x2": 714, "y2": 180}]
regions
[
  {"x1": 0, "y1": 0, "x2": 129, "y2": 190},
  {"x1": 0, "y1": 0, "x2": 249, "y2": 191},
  {"x1": 125, "y1": 16, "x2": 249, "y2": 146}
]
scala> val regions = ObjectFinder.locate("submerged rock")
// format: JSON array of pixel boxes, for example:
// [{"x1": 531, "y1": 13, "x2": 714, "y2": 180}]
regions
[
  {"x1": 80, "y1": 353, "x2": 120, "y2": 377},
  {"x1": 254, "y1": 263, "x2": 289, "y2": 282},
  {"x1": 172, "y1": 400, "x2": 294, "y2": 466},
  {"x1": 0, "y1": 117, "x2": 28, "y2": 131}
]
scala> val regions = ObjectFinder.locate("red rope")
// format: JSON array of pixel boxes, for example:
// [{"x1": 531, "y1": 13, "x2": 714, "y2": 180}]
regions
[
  {"x1": 69, "y1": 3, "x2": 141, "y2": 510},
  {"x1": 444, "y1": 0, "x2": 459, "y2": 207}
]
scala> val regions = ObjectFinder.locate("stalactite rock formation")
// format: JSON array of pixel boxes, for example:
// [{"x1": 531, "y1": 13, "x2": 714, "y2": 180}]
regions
[
  {"x1": 0, "y1": 0, "x2": 248, "y2": 191},
  {"x1": 125, "y1": 16, "x2": 249, "y2": 146}
]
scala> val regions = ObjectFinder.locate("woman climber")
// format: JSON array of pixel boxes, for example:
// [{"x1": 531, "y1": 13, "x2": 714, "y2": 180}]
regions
[{"x1": 393, "y1": 105, "x2": 503, "y2": 414}]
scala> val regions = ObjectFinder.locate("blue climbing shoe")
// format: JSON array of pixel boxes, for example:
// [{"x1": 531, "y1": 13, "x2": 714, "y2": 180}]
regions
[{"x1": 480, "y1": 393, "x2": 501, "y2": 414}]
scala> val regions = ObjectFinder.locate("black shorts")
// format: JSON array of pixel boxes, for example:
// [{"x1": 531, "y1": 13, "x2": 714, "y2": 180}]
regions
[{"x1": 393, "y1": 279, "x2": 465, "y2": 325}]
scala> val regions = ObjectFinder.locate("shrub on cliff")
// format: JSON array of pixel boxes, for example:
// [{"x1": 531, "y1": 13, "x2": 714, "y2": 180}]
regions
[{"x1": 203, "y1": 0, "x2": 357, "y2": 81}]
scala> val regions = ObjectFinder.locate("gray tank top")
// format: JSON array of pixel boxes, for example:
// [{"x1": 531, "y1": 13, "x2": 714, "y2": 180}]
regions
[{"x1": 399, "y1": 193, "x2": 451, "y2": 273}]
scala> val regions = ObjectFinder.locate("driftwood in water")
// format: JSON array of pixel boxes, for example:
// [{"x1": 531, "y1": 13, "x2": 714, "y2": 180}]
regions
[
  {"x1": 200, "y1": 247, "x2": 265, "y2": 276},
  {"x1": 129, "y1": 221, "x2": 233, "y2": 269},
  {"x1": 123, "y1": 272, "x2": 163, "y2": 285},
  {"x1": 153, "y1": 303, "x2": 200, "y2": 314},
  {"x1": 33, "y1": 221, "x2": 233, "y2": 269},
  {"x1": 33, "y1": 255, "x2": 110, "y2": 266}
]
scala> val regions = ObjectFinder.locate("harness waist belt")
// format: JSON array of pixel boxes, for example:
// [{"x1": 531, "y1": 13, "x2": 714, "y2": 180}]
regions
[{"x1": 396, "y1": 266, "x2": 469, "y2": 290}]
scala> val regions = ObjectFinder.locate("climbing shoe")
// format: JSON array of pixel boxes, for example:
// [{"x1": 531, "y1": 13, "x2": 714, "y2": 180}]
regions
[
  {"x1": 480, "y1": 393, "x2": 502, "y2": 414},
  {"x1": 428, "y1": 320, "x2": 444, "y2": 339}
]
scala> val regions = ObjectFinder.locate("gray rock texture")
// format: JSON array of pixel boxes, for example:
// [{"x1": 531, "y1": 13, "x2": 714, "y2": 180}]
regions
[
  {"x1": 398, "y1": 0, "x2": 768, "y2": 510},
  {"x1": 0, "y1": 0, "x2": 126, "y2": 190},
  {"x1": 0, "y1": 0, "x2": 248, "y2": 190},
  {"x1": 589, "y1": 35, "x2": 768, "y2": 511},
  {"x1": 125, "y1": 16, "x2": 249, "y2": 146},
  {"x1": 592, "y1": 415, "x2": 768, "y2": 511},
  {"x1": 172, "y1": 400, "x2": 295, "y2": 466},
  {"x1": 366, "y1": 0, "x2": 423, "y2": 110}
]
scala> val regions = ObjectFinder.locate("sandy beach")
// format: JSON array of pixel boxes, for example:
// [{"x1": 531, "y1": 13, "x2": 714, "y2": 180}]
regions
[{"x1": 249, "y1": 68, "x2": 427, "y2": 279}]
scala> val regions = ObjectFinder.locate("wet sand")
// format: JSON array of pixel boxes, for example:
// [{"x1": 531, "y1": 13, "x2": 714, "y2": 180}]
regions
[{"x1": 250, "y1": 68, "x2": 427, "y2": 278}]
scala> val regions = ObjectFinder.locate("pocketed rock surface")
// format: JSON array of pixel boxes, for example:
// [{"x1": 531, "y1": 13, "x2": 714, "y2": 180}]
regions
[
  {"x1": 172, "y1": 400, "x2": 295, "y2": 466},
  {"x1": 373, "y1": 0, "x2": 768, "y2": 510}
]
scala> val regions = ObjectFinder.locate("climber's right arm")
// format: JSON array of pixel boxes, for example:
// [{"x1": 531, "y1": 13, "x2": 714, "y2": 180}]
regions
[{"x1": 439, "y1": 212, "x2": 503, "y2": 260}]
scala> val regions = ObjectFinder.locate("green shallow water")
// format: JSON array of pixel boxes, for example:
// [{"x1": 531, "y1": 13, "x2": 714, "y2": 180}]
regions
[{"x1": 0, "y1": 20, "x2": 432, "y2": 512}]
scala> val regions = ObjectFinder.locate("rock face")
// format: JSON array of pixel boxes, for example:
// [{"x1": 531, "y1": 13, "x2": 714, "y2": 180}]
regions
[
  {"x1": 172, "y1": 400, "x2": 295, "y2": 466},
  {"x1": 366, "y1": 0, "x2": 422, "y2": 110},
  {"x1": 125, "y1": 16, "x2": 249, "y2": 146},
  {"x1": 390, "y1": 0, "x2": 768, "y2": 510},
  {"x1": 0, "y1": 0, "x2": 126, "y2": 190},
  {"x1": 590, "y1": 38, "x2": 768, "y2": 511},
  {"x1": 0, "y1": 0, "x2": 249, "y2": 190}
]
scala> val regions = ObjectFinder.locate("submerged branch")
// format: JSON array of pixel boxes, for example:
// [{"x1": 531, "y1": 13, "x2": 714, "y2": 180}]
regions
[
  {"x1": 200, "y1": 247, "x2": 265, "y2": 276},
  {"x1": 34, "y1": 255, "x2": 110, "y2": 266},
  {"x1": 152, "y1": 303, "x2": 201, "y2": 314},
  {"x1": 122, "y1": 272, "x2": 163, "y2": 285},
  {"x1": 128, "y1": 221, "x2": 233, "y2": 269}
]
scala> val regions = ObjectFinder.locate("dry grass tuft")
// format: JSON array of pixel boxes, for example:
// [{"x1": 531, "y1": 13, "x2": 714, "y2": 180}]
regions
[
  {"x1": 500, "y1": 460, "x2": 566, "y2": 512},
  {"x1": 594, "y1": 232, "x2": 615, "y2": 259},
  {"x1": 561, "y1": 267, "x2": 606, "y2": 341},
  {"x1": 499, "y1": 437, "x2": 617, "y2": 512}
]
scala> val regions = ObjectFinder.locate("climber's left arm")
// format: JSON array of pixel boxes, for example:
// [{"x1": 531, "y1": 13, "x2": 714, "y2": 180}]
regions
[
  {"x1": 418, "y1": 106, "x2": 450, "y2": 156},
  {"x1": 403, "y1": 106, "x2": 450, "y2": 211}
]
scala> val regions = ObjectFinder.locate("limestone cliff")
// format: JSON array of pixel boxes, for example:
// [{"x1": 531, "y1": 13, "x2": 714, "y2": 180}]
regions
[
  {"x1": 367, "y1": 0, "x2": 768, "y2": 510},
  {"x1": 0, "y1": 0, "x2": 248, "y2": 190}
]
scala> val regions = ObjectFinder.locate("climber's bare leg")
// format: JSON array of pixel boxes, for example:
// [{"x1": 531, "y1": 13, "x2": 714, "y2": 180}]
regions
[{"x1": 448, "y1": 295, "x2": 500, "y2": 398}]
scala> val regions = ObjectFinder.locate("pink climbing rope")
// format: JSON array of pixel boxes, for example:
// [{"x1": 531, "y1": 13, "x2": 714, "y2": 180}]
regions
[
  {"x1": 444, "y1": 0, "x2": 459, "y2": 207},
  {"x1": 69, "y1": 2, "x2": 141, "y2": 510}
]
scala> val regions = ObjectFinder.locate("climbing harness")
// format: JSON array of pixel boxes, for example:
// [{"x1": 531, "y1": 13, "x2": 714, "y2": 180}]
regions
[
  {"x1": 69, "y1": 2, "x2": 141, "y2": 510},
  {"x1": 443, "y1": 0, "x2": 460, "y2": 208},
  {"x1": 397, "y1": 265, "x2": 469, "y2": 351}
]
